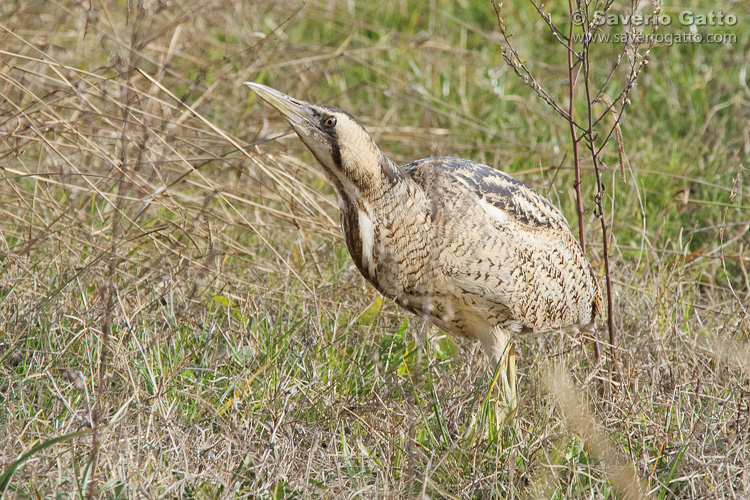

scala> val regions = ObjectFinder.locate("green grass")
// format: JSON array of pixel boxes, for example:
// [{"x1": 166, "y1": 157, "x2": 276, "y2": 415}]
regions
[{"x1": 1, "y1": 0, "x2": 749, "y2": 498}]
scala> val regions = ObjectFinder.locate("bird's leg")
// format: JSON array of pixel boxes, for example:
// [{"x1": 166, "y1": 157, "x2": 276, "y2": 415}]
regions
[
  {"x1": 411, "y1": 317, "x2": 431, "y2": 386},
  {"x1": 480, "y1": 328, "x2": 518, "y2": 413},
  {"x1": 414, "y1": 316, "x2": 430, "y2": 353}
]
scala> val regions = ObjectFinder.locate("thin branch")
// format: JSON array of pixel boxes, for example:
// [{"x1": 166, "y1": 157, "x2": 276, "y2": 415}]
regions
[
  {"x1": 568, "y1": 0, "x2": 587, "y2": 254},
  {"x1": 581, "y1": 19, "x2": 617, "y2": 368},
  {"x1": 491, "y1": 0, "x2": 571, "y2": 123}
]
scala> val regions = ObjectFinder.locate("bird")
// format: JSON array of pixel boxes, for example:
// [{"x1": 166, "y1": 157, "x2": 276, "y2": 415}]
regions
[{"x1": 244, "y1": 82, "x2": 603, "y2": 408}]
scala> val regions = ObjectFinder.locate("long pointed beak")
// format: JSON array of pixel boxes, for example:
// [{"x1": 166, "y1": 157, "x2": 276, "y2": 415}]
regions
[{"x1": 243, "y1": 82, "x2": 314, "y2": 128}]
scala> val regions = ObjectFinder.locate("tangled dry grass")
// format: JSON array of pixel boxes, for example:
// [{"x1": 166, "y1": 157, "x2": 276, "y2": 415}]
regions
[{"x1": 1, "y1": 0, "x2": 749, "y2": 498}]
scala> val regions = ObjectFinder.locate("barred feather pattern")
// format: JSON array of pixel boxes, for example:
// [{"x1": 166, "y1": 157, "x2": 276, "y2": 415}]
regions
[{"x1": 341, "y1": 155, "x2": 603, "y2": 361}]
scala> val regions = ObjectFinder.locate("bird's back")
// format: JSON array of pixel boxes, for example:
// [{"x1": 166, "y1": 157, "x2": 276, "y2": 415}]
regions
[{"x1": 389, "y1": 157, "x2": 603, "y2": 341}]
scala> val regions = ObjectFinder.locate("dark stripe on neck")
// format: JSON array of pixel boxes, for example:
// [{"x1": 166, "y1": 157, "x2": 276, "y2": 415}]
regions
[
  {"x1": 328, "y1": 128, "x2": 343, "y2": 171},
  {"x1": 309, "y1": 139, "x2": 345, "y2": 195}
]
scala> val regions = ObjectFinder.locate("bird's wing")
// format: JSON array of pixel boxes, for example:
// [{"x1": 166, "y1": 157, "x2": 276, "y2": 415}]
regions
[{"x1": 403, "y1": 157, "x2": 570, "y2": 231}]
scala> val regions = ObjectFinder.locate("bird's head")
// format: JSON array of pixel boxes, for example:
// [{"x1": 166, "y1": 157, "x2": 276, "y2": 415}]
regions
[{"x1": 244, "y1": 82, "x2": 402, "y2": 200}]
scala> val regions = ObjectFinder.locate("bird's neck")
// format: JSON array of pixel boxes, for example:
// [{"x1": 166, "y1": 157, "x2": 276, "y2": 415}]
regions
[
  {"x1": 331, "y1": 150, "x2": 410, "y2": 209},
  {"x1": 338, "y1": 152, "x2": 430, "y2": 299},
  {"x1": 358, "y1": 151, "x2": 410, "y2": 201}
]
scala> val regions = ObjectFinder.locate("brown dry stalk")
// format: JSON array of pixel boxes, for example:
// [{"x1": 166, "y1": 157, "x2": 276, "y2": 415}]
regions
[
  {"x1": 546, "y1": 365, "x2": 648, "y2": 500},
  {"x1": 596, "y1": 94, "x2": 626, "y2": 183},
  {"x1": 566, "y1": 0, "x2": 587, "y2": 253},
  {"x1": 581, "y1": 29, "x2": 617, "y2": 367}
]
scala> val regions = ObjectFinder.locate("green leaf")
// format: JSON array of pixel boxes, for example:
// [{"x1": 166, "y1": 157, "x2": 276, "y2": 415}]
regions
[
  {"x1": 212, "y1": 295, "x2": 230, "y2": 308},
  {"x1": 355, "y1": 296, "x2": 382, "y2": 325},
  {"x1": 0, "y1": 430, "x2": 91, "y2": 493}
]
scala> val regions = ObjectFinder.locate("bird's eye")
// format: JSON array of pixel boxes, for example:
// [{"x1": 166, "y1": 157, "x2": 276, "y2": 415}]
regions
[{"x1": 323, "y1": 116, "x2": 337, "y2": 128}]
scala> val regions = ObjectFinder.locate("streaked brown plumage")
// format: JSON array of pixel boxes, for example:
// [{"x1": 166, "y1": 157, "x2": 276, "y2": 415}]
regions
[{"x1": 244, "y1": 82, "x2": 603, "y2": 404}]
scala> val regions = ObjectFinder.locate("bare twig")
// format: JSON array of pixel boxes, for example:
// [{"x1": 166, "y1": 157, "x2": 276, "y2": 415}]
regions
[
  {"x1": 491, "y1": 1, "x2": 572, "y2": 123},
  {"x1": 567, "y1": 0, "x2": 587, "y2": 253},
  {"x1": 491, "y1": 0, "x2": 663, "y2": 380},
  {"x1": 582, "y1": 33, "x2": 617, "y2": 368}
]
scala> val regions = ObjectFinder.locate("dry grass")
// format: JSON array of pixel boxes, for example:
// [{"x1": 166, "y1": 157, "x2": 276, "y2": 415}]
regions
[{"x1": 1, "y1": 0, "x2": 749, "y2": 498}]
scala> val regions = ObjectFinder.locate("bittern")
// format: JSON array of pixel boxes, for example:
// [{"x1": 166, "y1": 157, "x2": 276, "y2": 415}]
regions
[{"x1": 244, "y1": 82, "x2": 603, "y2": 407}]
